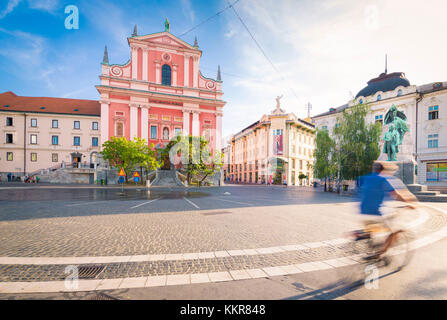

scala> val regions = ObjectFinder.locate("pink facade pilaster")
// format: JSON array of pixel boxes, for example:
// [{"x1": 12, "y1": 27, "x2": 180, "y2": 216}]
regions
[
  {"x1": 182, "y1": 110, "x2": 190, "y2": 136},
  {"x1": 184, "y1": 55, "x2": 190, "y2": 87},
  {"x1": 142, "y1": 49, "x2": 148, "y2": 81},
  {"x1": 129, "y1": 103, "x2": 138, "y2": 139},
  {"x1": 192, "y1": 110, "x2": 200, "y2": 136},
  {"x1": 141, "y1": 105, "x2": 149, "y2": 141}
]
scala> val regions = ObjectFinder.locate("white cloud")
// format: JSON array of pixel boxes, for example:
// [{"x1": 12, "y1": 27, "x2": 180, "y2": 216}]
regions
[
  {"x1": 180, "y1": 0, "x2": 195, "y2": 24},
  {"x1": 27, "y1": 0, "x2": 59, "y2": 13},
  {"x1": 0, "y1": 0, "x2": 21, "y2": 19},
  {"x1": 221, "y1": 0, "x2": 447, "y2": 134}
]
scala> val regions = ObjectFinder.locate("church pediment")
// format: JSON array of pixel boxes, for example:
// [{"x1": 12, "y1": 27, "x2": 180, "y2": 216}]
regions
[{"x1": 131, "y1": 32, "x2": 197, "y2": 51}]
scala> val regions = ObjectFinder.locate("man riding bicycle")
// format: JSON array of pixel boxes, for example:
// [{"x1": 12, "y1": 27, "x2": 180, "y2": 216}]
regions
[{"x1": 358, "y1": 161, "x2": 418, "y2": 260}]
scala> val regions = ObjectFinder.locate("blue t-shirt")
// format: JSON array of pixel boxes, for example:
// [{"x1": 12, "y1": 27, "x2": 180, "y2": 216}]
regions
[{"x1": 359, "y1": 173, "x2": 397, "y2": 215}]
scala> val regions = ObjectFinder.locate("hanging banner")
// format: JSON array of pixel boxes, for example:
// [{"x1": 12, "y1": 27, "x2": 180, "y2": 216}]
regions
[{"x1": 273, "y1": 131, "x2": 283, "y2": 155}]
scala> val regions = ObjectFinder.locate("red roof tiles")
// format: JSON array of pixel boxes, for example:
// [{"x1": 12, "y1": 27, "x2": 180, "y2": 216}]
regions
[{"x1": 0, "y1": 91, "x2": 100, "y2": 116}]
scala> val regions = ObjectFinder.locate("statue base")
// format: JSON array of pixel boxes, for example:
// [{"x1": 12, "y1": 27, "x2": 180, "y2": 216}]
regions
[{"x1": 391, "y1": 160, "x2": 416, "y2": 185}]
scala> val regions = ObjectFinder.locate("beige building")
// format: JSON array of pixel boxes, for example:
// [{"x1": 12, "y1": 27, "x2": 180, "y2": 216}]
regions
[
  {"x1": 312, "y1": 70, "x2": 447, "y2": 186},
  {"x1": 223, "y1": 98, "x2": 315, "y2": 186},
  {"x1": 0, "y1": 91, "x2": 101, "y2": 180}
]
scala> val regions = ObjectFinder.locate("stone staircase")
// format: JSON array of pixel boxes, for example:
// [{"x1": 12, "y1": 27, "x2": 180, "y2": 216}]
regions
[
  {"x1": 151, "y1": 169, "x2": 185, "y2": 187},
  {"x1": 408, "y1": 184, "x2": 447, "y2": 202}
]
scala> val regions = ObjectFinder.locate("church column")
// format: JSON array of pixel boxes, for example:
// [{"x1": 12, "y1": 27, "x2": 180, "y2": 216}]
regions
[
  {"x1": 142, "y1": 49, "x2": 148, "y2": 81},
  {"x1": 154, "y1": 60, "x2": 161, "y2": 84},
  {"x1": 141, "y1": 105, "x2": 149, "y2": 142},
  {"x1": 172, "y1": 64, "x2": 178, "y2": 86},
  {"x1": 215, "y1": 111, "x2": 223, "y2": 151},
  {"x1": 183, "y1": 109, "x2": 190, "y2": 136},
  {"x1": 184, "y1": 55, "x2": 190, "y2": 87},
  {"x1": 131, "y1": 47, "x2": 138, "y2": 80},
  {"x1": 192, "y1": 110, "x2": 200, "y2": 136},
  {"x1": 129, "y1": 103, "x2": 138, "y2": 139},
  {"x1": 100, "y1": 100, "x2": 110, "y2": 148},
  {"x1": 192, "y1": 55, "x2": 199, "y2": 88}
]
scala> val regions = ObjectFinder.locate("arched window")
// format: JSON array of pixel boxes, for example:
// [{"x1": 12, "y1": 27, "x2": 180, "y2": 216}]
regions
[
  {"x1": 163, "y1": 127, "x2": 170, "y2": 140},
  {"x1": 161, "y1": 64, "x2": 171, "y2": 86},
  {"x1": 377, "y1": 94, "x2": 382, "y2": 101},
  {"x1": 397, "y1": 89, "x2": 403, "y2": 96},
  {"x1": 359, "y1": 99, "x2": 363, "y2": 104}
]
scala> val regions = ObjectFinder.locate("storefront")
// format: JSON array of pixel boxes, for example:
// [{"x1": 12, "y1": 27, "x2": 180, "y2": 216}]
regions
[{"x1": 426, "y1": 162, "x2": 447, "y2": 182}]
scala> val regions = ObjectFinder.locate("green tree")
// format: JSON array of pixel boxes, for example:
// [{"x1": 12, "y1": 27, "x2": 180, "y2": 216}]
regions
[
  {"x1": 313, "y1": 129, "x2": 336, "y2": 191},
  {"x1": 164, "y1": 135, "x2": 223, "y2": 186},
  {"x1": 100, "y1": 137, "x2": 161, "y2": 182},
  {"x1": 333, "y1": 103, "x2": 381, "y2": 190}
]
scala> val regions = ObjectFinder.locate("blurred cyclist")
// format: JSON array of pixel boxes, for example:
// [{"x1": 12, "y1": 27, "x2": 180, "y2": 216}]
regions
[{"x1": 359, "y1": 161, "x2": 418, "y2": 259}]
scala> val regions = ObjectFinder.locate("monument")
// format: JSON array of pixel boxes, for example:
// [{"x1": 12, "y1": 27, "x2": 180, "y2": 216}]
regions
[{"x1": 382, "y1": 104, "x2": 414, "y2": 184}]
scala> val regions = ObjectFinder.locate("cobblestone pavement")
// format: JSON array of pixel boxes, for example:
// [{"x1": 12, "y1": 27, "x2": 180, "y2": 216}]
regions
[{"x1": 0, "y1": 186, "x2": 444, "y2": 283}]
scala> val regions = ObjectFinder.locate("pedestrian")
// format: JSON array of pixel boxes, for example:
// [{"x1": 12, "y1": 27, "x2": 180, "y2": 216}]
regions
[{"x1": 7, "y1": 173, "x2": 11, "y2": 182}]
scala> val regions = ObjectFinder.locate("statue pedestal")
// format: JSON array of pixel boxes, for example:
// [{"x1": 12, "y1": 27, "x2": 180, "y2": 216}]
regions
[{"x1": 392, "y1": 160, "x2": 416, "y2": 185}]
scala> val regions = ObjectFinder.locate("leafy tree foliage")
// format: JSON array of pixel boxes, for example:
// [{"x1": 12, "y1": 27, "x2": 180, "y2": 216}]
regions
[
  {"x1": 163, "y1": 135, "x2": 223, "y2": 185},
  {"x1": 313, "y1": 103, "x2": 381, "y2": 191},
  {"x1": 100, "y1": 137, "x2": 161, "y2": 182}
]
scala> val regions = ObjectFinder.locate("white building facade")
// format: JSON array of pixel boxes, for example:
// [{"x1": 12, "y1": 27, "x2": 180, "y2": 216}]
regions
[{"x1": 312, "y1": 71, "x2": 447, "y2": 186}]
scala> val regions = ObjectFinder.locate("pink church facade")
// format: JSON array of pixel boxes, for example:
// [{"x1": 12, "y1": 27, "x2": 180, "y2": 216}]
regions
[{"x1": 96, "y1": 24, "x2": 225, "y2": 152}]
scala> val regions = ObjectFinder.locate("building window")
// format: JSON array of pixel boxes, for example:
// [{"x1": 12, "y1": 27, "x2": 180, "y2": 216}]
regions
[
  {"x1": 6, "y1": 133, "x2": 13, "y2": 144},
  {"x1": 74, "y1": 136, "x2": 80, "y2": 146},
  {"x1": 31, "y1": 118, "x2": 37, "y2": 127},
  {"x1": 428, "y1": 134, "x2": 439, "y2": 148},
  {"x1": 321, "y1": 125, "x2": 328, "y2": 132},
  {"x1": 115, "y1": 122, "x2": 124, "y2": 137},
  {"x1": 161, "y1": 64, "x2": 172, "y2": 86},
  {"x1": 397, "y1": 89, "x2": 403, "y2": 96},
  {"x1": 31, "y1": 153, "x2": 37, "y2": 162},
  {"x1": 92, "y1": 137, "x2": 99, "y2": 147},
  {"x1": 52, "y1": 153, "x2": 58, "y2": 162},
  {"x1": 375, "y1": 115, "x2": 383, "y2": 124},
  {"x1": 7, "y1": 152, "x2": 13, "y2": 161},
  {"x1": 163, "y1": 127, "x2": 169, "y2": 140},
  {"x1": 377, "y1": 94, "x2": 382, "y2": 101},
  {"x1": 359, "y1": 99, "x2": 363, "y2": 104},
  {"x1": 52, "y1": 135, "x2": 59, "y2": 145},
  {"x1": 30, "y1": 134, "x2": 37, "y2": 144},
  {"x1": 6, "y1": 117, "x2": 13, "y2": 126},
  {"x1": 150, "y1": 126, "x2": 157, "y2": 139},
  {"x1": 74, "y1": 121, "x2": 80, "y2": 129},
  {"x1": 174, "y1": 128, "x2": 182, "y2": 136},
  {"x1": 52, "y1": 120, "x2": 58, "y2": 128},
  {"x1": 427, "y1": 163, "x2": 447, "y2": 182},
  {"x1": 429, "y1": 106, "x2": 439, "y2": 120},
  {"x1": 92, "y1": 122, "x2": 99, "y2": 130}
]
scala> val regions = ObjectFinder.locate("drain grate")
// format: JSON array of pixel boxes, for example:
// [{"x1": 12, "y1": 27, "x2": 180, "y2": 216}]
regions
[
  {"x1": 78, "y1": 265, "x2": 105, "y2": 279},
  {"x1": 201, "y1": 211, "x2": 232, "y2": 216}
]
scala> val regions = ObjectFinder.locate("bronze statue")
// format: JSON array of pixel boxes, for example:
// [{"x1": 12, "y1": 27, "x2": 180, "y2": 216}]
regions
[{"x1": 383, "y1": 104, "x2": 409, "y2": 161}]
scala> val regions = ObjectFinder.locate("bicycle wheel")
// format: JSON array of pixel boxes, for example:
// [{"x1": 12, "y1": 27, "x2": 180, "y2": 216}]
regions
[
  {"x1": 381, "y1": 230, "x2": 414, "y2": 273},
  {"x1": 336, "y1": 235, "x2": 377, "y2": 288}
]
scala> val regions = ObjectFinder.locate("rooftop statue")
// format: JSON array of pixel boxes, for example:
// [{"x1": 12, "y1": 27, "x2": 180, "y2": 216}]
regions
[{"x1": 383, "y1": 104, "x2": 409, "y2": 161}]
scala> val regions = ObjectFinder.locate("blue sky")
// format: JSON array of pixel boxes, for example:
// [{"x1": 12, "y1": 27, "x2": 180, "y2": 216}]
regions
[{"x1": 1, "y1": 0, "x2": 447, "y2": 138}]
